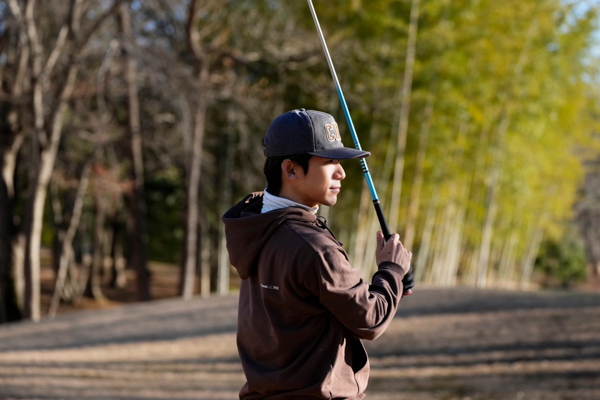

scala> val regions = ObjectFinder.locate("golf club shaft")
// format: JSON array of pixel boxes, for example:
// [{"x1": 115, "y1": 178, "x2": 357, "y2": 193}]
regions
[{"x1": 307, "y1": 0, "x2": 392, "y2": 241}]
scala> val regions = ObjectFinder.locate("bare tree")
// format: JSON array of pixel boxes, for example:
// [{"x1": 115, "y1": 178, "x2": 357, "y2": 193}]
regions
[
  {"x1": 0, "y1": 0, "x2": 34, "y2": 322},
  {"x1": 179, "y1": 0, "x2": 210, "y2": 299},
  {"x1": 5, "y1": 0, "x2": 126, "y2": 321}
]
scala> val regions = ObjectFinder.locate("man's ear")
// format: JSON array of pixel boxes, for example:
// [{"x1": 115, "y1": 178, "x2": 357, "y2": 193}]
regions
[{"x1": 281, "y1": 159, "x2": 297, "y2": 181}]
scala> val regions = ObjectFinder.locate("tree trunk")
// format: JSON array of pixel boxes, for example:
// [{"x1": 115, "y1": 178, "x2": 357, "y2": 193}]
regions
[
  {"x1": 414, "y1": 190, "x2": 440, "y2": 283},
  {"x1": 429, "y1": 199, "x2": 464, "y2": 286},
  {"x1": 476, "y1": 164, "x2": 500, "y2": 289},
  {"x1": 181, "y1": 0, "x2": 210, "y2": 299},
  {"x1": 181, "y1": 79, "x2": 208, "y2": 299},
  {"x1": 48, "y1": 163, "x2": 90, "y2": 317},
  {"x1": 85, "y1": 195, "x2": 106, "y2": 301},
  {"x1": 119, "y1": 2, "x2": 152, "y2": 301},
  {"x1": 465, "y1": 248, "x2": 480, "y2": 287},
  {"x1": 217, "y1": 109, "x2": 235, "y2": 296},
  {"x1": 199, "y1": 216, "x2": 211, "y2": 298},
  {"x1": 109, "y1": 216, "x2": 127, "y2": 289},
  {"x1": 0, "y1": 144, "x2": 25, "y2": 322},
  {"x1": 50, "y1": 181, "x2": 65, "y2": 274},
  {"x1": 520, "y1": 225, "x2": 544, "y2": 289},
  {"x1": 388, "y1": 0, "x2": 420, "y2": 233},
  {"x1": 0, "y1": 6, "x2": 29, "y2": 321},
  {"x1": 519, "y1": 186, "x2": 556, "y2": 289},
  {"x1": 404, "y1": 98, "x2": 434, "y2": 251},
  {"x1": 1, "y1": 119, "x2": 26, "y2": 320},
  {"x1": 0, "y1": 177, "x2": 11, "y2": 323},
  {"x1": 498, "y1": 232, "x2": 516, "y2": 286},
  {"x1": 430, "y1": 203, "x2": 452, "y2": 285},
  {"x1": 23, "y1": 64, "x2": 78, "y2": 321},
  {"x1": 446, "y1": 204, "x2": 466, "y2": 286}
]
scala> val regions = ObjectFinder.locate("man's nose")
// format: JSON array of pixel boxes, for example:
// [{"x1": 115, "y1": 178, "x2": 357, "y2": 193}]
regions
[{"x1": 336, "y1": 164, "x2": 346, "y2": 180}]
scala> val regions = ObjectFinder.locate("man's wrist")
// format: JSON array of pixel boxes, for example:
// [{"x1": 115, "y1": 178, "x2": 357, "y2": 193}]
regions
[{"x1": 377, "y1": 261, "x2": 407, "y2": 279}]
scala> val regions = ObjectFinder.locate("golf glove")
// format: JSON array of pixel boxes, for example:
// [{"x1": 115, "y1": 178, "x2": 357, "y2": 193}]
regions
[{"x1": 402, "y1": 267, "x2": 415, "y2": 294}]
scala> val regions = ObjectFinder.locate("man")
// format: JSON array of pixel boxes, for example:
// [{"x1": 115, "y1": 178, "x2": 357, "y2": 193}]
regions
[{"x1": 222, "y1": 109, "x2": 413, "y2": 399}]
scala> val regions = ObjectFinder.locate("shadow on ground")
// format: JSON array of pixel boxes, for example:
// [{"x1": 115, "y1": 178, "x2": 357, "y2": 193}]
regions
[{"x1": 0, "y1": 287, "x2": 599, "y2": 400}]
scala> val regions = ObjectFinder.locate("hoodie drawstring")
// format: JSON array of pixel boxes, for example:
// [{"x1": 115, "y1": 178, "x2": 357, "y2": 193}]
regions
[{"x1": 316, "y1": 215, "x2": 343, "y2": 246}]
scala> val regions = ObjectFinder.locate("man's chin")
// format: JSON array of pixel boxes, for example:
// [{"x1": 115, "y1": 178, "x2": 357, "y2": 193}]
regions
[{"x1": 322, "y1": 197, "x2": 338, "y2": 207}]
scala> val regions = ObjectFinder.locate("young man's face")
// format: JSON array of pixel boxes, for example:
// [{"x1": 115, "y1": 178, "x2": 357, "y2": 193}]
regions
[{"x1": 289, "y1": 156, "x2": 346, "y2": 208}]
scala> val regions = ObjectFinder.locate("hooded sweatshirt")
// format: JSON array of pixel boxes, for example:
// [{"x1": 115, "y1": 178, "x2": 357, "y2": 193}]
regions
[{"x1": 222, "y1": 192, "x2": 406, "y2": 400}]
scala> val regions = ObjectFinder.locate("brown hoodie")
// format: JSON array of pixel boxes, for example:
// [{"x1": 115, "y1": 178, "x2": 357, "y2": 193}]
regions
[{"x1": 223, "y1": 192, "x2": 406, "y2": 399}]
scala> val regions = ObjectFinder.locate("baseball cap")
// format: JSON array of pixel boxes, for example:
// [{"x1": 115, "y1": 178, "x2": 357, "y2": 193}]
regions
[{"x1": 263, "y1": 109, "x2": 370, "y2": 159}]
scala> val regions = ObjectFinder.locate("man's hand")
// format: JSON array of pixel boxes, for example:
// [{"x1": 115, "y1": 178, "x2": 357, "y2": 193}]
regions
[
  {"x1": 375, "y1": 231, "x2": 412, "y2": 276},
  {"x1": 375, "y1": 231, "x2": 414, "y2": 296}
]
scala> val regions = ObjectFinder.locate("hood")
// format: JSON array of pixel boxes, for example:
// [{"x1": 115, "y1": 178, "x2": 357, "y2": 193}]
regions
[{"x1": 222, "y1": 192, "x2": 317, "y2": 279}]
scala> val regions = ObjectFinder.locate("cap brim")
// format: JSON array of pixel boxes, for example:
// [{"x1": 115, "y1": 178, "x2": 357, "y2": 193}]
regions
[{"x1": 308, "y1": 147, "x2": 370, "y2": 160}]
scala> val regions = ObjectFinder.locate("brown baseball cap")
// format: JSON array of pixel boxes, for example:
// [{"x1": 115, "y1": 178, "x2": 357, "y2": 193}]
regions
[{"x1": 263, "y1": 109, "x2": 370, "y2": 159}]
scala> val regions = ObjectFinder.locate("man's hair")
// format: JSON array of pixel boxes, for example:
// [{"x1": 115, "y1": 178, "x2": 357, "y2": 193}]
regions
[{"x1": 264, "y1": 153, "x2": 312, "y2": 196}]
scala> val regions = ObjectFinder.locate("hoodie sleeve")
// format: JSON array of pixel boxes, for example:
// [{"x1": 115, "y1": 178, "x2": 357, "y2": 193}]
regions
[{"x1": 304, "y1": 247, "x2": 405, "y2": 341}]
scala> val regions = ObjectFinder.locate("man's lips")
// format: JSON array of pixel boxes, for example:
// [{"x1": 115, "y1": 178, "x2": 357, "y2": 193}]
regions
[{"x1": 330, "y1": 186, "x2": 341, "y2": 194}]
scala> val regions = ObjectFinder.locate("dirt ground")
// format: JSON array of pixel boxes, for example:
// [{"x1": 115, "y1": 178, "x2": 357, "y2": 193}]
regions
[{"x1": 1, "y1": 263, "x2": 600, "y2": 400}]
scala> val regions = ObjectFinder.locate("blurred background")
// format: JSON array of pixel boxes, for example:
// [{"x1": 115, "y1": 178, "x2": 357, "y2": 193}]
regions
[{"x1": 1, "y1": 0, "x2": 600, "y2": 323}]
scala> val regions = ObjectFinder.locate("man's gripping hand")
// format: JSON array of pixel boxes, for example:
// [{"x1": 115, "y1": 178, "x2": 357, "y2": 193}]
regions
[{"x1": 376, "y1": 232, "x2": 414, "y2": 296}]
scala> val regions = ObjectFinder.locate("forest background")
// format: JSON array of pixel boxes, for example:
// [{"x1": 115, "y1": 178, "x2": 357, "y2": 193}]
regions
[{"x1": 1, "y1": 0, "x2": 600, "y2": 323}]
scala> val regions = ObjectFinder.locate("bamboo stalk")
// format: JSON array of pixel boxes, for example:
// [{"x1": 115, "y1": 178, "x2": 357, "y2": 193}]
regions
[{"x1": 388, "y1": 0, "x2": 421, "y2": 233}]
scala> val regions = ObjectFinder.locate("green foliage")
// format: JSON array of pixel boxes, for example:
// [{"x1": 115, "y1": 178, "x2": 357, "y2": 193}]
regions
[
  {"x1": 20, "y1": 0, "x2": 600, "y2": 291},
  {"x1": 304, "y1": 0, "x2": 600, "y2": 285},
  {"x1": 116, "y1": 0, "x2": 600, "y2": 288},
  {"x1": 145, "y1": 169, "x2": 185, "y2": 264},
  {"x1": 535, "y1": 226, "x2": 588, "y2": 287}
]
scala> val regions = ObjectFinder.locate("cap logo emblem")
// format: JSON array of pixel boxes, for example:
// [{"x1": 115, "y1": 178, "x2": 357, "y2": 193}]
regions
[{"x1": 325, "y1": 123, "x2": 341, "y2": 142}]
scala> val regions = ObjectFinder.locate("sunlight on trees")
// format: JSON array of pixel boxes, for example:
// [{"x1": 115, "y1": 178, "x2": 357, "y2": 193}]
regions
[{"x1": 1, "y1": 0, "x2": 599, "y2": 321}]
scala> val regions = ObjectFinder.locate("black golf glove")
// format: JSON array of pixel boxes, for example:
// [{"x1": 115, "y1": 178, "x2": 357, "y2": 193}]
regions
[{"x1": 402, "y1": 266, "x2": 415, "y2": 295}]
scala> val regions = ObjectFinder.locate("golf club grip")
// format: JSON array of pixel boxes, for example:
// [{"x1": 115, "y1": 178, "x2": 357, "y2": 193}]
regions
[{"x1": 373, "y1": 200, "x2": 392, "y2": 241}]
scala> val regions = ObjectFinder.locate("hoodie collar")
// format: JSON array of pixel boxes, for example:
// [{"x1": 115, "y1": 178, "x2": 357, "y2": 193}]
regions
[
  {"x1": 261, "y1": 189, "x2": 319, "y2": 215},
  {"x1": 222, "y1": 192, "x2": 318, "y2": 279}
]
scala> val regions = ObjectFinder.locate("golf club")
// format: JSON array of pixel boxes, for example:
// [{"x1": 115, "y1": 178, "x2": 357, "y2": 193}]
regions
[
  {"x1": 307, "y1": 0, "x2": 391, "y2": 239},
  {"x1": 307, "y1": 0, "x2": 414, "y2": 294}
]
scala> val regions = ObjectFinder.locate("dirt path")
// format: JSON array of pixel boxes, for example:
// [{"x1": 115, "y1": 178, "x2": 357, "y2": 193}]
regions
[{"x1": 1, "y1": 287, "x2": 599, "y2": 400}]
